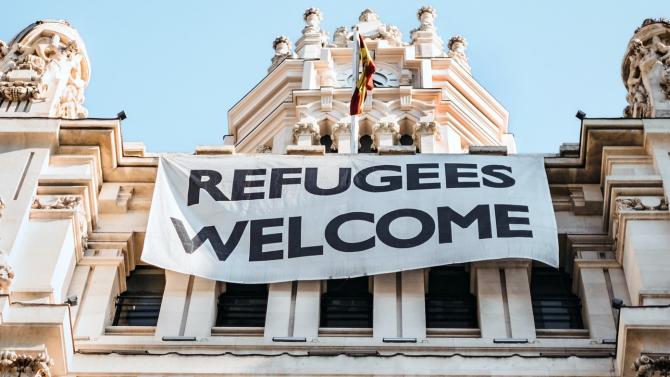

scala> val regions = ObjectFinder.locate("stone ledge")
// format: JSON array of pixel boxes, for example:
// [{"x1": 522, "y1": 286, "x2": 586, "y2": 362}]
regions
[
  {"x1": 286, "y1": 145, "x2": 325, "y2": 156},
  {"x1": 468, "y1": 145, "x2": 508, "y2": 156},
  {"x1": 378, "y1": 145, "x2": 416, "y2": 155},
  {"x1": 194, "y1": 145, "x2": 235, "y2": 155}
]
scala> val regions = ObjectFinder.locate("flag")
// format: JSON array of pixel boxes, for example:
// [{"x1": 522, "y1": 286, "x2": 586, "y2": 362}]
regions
[{"x1": 349, "y1": 34, "x2": 376, "y2": 116}]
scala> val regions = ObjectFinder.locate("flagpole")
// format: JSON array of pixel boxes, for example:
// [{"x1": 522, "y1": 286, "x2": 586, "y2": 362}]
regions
[{"x1": 350, "y1": 30, "x2": 360, "y2": 155}]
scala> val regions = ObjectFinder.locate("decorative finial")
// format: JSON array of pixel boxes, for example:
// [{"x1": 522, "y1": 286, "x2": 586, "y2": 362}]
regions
[
  {"x1": 359, "y1": 9, "x2": 379, "y2": 23},
  {"x1": 417, "y1": 6, "x2": 437, "y2": 20},
  {"x1": 333, "y1": 27, "x2": 349, "y2": 47},
  {"x1": 447, "y1": 35, "x2": 470, "y2": 70},
  {"x1": 270, "y1": 36, "x2": 295, "y2": 71},
  {"x1": 302, "y1": 8, "x2": 323, "y2": 34}
]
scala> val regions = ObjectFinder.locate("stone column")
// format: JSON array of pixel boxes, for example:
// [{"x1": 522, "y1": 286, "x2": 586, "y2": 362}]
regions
[
  {"x1": 474, "y1": 265, "x2": 507, "y2": 339},
  {"x1": 505, "y1": 266, "x2": 536, "y2": 339},
  {"x1": 401, "y1": 270, "x2": 426, "y2": 339},
  {"x1": 414, "y1": 121, "x2": 440, "y2": 153},
  {"x1": 333, "y1": 123, "x2": 352, "y2": 153},
  {"x1": 373, "y1": 121, "x2": 399, "y2": 149},
  {"x1": 264, "y1": 281, "x2": 292, "y2": 338},
  {"x1": 293, "y1": 121, "x2": 319, "y2": 147},
  {"x1": 577, "y1": 267, "x2": 616, "y2": 340},
  {"x1": 183, "y1": 277, "x2": 217, "y2": 337},
  {"x1": 373, "y1": 273, "x2": 397, "y2": 338},
  {"x1": 75, "y1": 264, "x2": 120, "y2": 337},
  {"x1": 155, "y1": 270, "x2": 190, "y2": 336},
  {"x1": 293, "y1": 280, "x2": 321, "y2": 340}
]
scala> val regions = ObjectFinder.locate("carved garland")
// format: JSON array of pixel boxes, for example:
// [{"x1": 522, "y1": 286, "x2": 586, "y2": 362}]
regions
[{"x1": 0, "y1": 350, "x2": 53, "y2": 377}]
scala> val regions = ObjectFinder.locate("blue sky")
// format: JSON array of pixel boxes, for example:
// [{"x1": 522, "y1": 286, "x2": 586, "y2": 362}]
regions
[{"x1": 2, "y1": 1, "x2": 667, "y2": 153}]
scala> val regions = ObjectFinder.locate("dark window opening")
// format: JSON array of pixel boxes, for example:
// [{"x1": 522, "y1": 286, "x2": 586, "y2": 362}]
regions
[
  {"x1": 216, "y1": 283, "x2": 268, "y2": 327},
  {"x1": 358, "y1": 135, "x2": 377, "y2": 154},
  {"x1": 113, "y1": 266, "x2": 165, "y2": 326},
  {"x1": 320, "y1": 135, "x2": 336, "y2": 153},
  {"x1": 531, "y1": 267, "x2": 584, "y2": 330},
  {"x1": 320, "y1": 277, "x2": 372, "y2": 328},
  {"x1": 425, "y1": 266, "x2": 477, "y2": 328},
  {"x1": 399, "y1": 134, "x2": 414, "y2": 146}
]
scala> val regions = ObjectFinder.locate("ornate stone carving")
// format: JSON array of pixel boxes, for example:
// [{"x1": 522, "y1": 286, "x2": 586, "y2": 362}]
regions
[
  {"x1": 303, "y1": 8, "x2": 323, "y2": 34},
  {"x1": 0, "y1": 350, "x2": 53, "y2": 377},
  {"x1": 31, "y1": 196, "x2": 81, "y2": 210},
  {"x1": 0, "y1": 30, "x2": 88, "y2": 116},
  {"x1": 622, "y1": 19, "x2": 670, "y2": 117},
  {"x1": 0, "y1": 252, "x2": 14, "y2": 295},
  {"x1": 0, "y1": 40, "x2": 8, "y2": 60},
  {"x1": 373, "y1": 121, "x2": 400, "y2": 148},
  {"x1": 293, "y1": 121, "x2": 320, "y2": 145},
  {"x1": 330, "y1": 122, "x2": 351, "y2": 150},
  {"x1": 616, "y1": 197, "x2": 669, "y2": 212},
  {"x1": 417, "y1": 6, "x2": 437, "y2": 32},
  {"x1": 633, "y1": 354, "x2": 670, "y2": 377},
  {"x1": 333, "y1": 27, "x2": 349, "y2": 47},
  {"x1": 0, "y1": 196, "x2": 4, "y2": 218},
  {"x1": 380, "y1": 25, "x2": 403, "y2": 47},
  {"x1": 269, "y1": 36, "x2": 296, "y2": 72},
  {"x1": 448, "y1": 35, "x2": 470, "y2": 70},
  {"x1": 255, "y1": 145, "x2": 272, "y2": 154},
  {"x1": 353, "y1": 9, "x2": 403, "y2": 47},
  {"x1": 58, "y1": 43, "x2": 88, "y2": 119}
]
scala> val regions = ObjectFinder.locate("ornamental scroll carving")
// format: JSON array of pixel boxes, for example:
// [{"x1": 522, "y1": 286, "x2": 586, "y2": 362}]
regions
[
  {"x1": 623, "y1": 18, "x2": 670, "y2": 118},
  {"x1": 31, "y1": 196, "x2": 81, "y2": 210},
  {"x1": 0, "y1": 350, "x2": 53, "y2": 377},
  {"x1": 634, "y1": 354, "x2": 670, "y2": 377}
]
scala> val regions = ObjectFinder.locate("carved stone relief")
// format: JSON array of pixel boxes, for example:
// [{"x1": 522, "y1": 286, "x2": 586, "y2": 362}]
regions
[
  {"x1": 633, "y1": 354, "x2": 670, "y2": 377},
  {"x1": 0, "y1": 350, "x2": 53, "y2": 377},
  {"x1": 31, "y1": 196, "x2": 81, "y2": 210},
  {"x1": 0, "y1": 26, "x2": 89, "y2": 118},
  {"x1": 616, "y1": 196, "x2": 669, "y2": 212},
  {"x1": 622, "y1": 19, "x2": 670, "y2": 117}
]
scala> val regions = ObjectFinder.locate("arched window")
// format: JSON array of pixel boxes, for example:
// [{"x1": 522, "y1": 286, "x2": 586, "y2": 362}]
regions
[
  {"x1": 320, "y1": 135, "x2": 336, "y2": 153},
  {"x1": 358, "y1": 135, "x2": 376, "y2": 153}
]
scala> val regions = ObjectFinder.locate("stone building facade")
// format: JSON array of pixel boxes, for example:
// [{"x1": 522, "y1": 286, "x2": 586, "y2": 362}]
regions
[{"x1": 0, "y1": 9, "x2": 669, "y2": 377}]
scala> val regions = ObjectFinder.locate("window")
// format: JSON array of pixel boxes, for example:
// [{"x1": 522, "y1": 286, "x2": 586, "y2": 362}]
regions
[
  {"x1": 320, "y1": 135, "x2": 336, "y2": 153},
  {"x1": 358, "y1": 135, "x2": 376, "y2": 154},
  {"x1": 113, "y1": 266, "x2": 165, "y2": 326},
  {"x1": 320, "y1": 277, "x2": 372, "y2": 328},
  {"x1": 531, "y1": 267, "x2": 584, "y2": 329},
  {"x1": 425, "y1": 266, "x2": 477, "y2": 328},
  {"x1": 216, "y1": 283, "x2": 268, "y2": 327},
  {"x1": 399, "y1": 134, "x2": 414, "y2": 146}
]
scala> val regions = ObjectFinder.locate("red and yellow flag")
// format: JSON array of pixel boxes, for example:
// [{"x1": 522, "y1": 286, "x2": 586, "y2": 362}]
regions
[{"x1": 349, "y1": 34, "x2": 376, "y2": 116}]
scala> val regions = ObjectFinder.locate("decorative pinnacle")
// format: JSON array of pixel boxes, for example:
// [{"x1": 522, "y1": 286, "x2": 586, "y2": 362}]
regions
[
  {"x1": 417, "y1": 6, "x2": 437, "y2": 20},
  {"x1": 303, "y1": 8, "x2": 322, "y2": 22},
  {"x1": 272, "y1": 35, "x2": 291, "y2": 50},
  {"x1": 448, "y1": 35, "x2": 467, "y2": 50}
]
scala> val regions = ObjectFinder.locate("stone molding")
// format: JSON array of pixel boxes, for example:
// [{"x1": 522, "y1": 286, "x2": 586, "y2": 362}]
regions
[
  {"x1": 31, "y1": 196, "x2": 81, "y2": 210},
  {"x1": 0, "y1": 350, "x2": 53, "y2": 377}
]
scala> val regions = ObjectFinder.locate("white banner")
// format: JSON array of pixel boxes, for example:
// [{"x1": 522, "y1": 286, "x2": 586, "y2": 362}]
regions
[{"x1": 142, "y1": 154, "x2": 558, "y2": 283}]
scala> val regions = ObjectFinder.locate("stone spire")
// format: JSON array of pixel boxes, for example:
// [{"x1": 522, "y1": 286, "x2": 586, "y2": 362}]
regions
[{"x1": 622, "y1": 18, "x2": 670, "y2": 118}]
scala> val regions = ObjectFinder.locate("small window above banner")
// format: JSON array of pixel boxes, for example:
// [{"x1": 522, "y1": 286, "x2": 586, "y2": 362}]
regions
[{"x1": 142, "y1": 154, "x2": 558, "y2": 283}]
